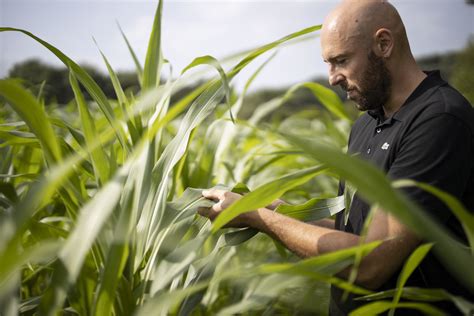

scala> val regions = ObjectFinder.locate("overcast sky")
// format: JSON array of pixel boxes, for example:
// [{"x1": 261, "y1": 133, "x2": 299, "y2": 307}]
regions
[{"x1": 1, "y1": 0, "x2": 473, "y2": 91}]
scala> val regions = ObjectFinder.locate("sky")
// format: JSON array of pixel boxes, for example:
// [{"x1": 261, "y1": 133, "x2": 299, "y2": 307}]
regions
[{"x1": 1, "y1": 0, "x2": 473, "y2": 91}]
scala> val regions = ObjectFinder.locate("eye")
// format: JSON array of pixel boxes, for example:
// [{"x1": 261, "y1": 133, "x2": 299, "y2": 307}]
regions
[{"x1": 335, "y1": 58, "x2": 347, "y2": 66}]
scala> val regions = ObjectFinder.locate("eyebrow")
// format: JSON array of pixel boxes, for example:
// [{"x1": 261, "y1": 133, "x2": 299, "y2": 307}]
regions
[{"x1": 324, "y1": 53, "x2": 348, "y2": 64}]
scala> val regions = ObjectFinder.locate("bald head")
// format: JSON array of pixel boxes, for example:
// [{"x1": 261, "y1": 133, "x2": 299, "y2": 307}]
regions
[
  {"x1": 320, "y1": 1, "x2": 426, "y2": 114},
  {"x1": 322, "y1": 0, "x2": 410, "y2": 57}
]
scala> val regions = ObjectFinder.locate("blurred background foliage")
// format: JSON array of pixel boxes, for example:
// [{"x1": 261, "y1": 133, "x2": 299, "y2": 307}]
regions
[{"x1": 5, "y1": 38, "x2": 473, "y2": 121}]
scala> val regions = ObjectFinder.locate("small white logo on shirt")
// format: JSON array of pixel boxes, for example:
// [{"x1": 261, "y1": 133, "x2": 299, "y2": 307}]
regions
[{"x1": 381, "y1": 142, "x2": 390, "y2": 150}]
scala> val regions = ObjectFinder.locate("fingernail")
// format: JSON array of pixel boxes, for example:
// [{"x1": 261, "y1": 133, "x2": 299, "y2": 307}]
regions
[{"x1": 202, "y1": 190, "x2": 209, "y2": 195}]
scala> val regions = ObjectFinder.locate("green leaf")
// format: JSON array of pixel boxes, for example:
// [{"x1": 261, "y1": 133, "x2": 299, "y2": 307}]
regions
[
  {"x1": 142, "y1": 0, "x2": 163, "y2": 89},
  {"x1": 182, "y1": 55, "x2": 234, "y2": 123},
  {"x1": 249, "y1": 97, "x2": 285, "y2": 125},
  {"x1": 94, "y1": 42, "x2": 140, "y2": 145},
  {"x1": 117, "y1": 21, "x2": 143, "y2": 84},
  {"x1": 58, "y1": 162, "x2": 131, "y2": 283},
  {"x1": 357, "y1": 287, "x2": 474, "y2": 315},
  {"x1": 0, "y1": 80, "x2": 61, "y2": 163},
  {"x1": 284, "y1": 82, "x2": 352, "y2": 122},
  {"x1": 0, "y1": 241, "x2": 62, "y2": 297},
  {"x1": 151, "y1": 235, "x2": 207, "y2": 294},
  {"x1": 212, "y1": 165, "x2": 327, "y2": 231},
  {"x1": 91, "y1": 185, "x2": 135, "y2": 316},
  {"x1": 216, "y1": 274, "x2": 306, "y2": 316},
  {"x1": 259, "y1": 240, "x2": 380, "y2": 278},
  {"x1": 69, "y1": 72, "x2": 110, "y2": 185},
  {"x1": 137, "y1": 81, "x2": 225, "y2": 257},
  {"x1": 349, "y1": 301, "x2": 445, "y2": 316},
  {"x1": 275, "y1": 195, "x2": 345, "y2": 221},
  {"x1": 0, "y1": 27, "x2": 129, "y2": 151},
  {"x1": 394, "y1": 179, "x2": 474, "y2": 253},
  {"x1": 228, "y1": 25, "x2": 322, "y2": 79},
  {"x1": 281, "y1": 132, "x2": 474, "y2": 293},
  {"x1": 389, "y1": 243, "x2": 433, "y2": 316}
]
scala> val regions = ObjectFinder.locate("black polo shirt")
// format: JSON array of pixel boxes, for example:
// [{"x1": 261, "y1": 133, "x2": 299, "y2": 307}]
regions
[{"x1": 330, "y1": 71, "x2": 474, "y2": 315}]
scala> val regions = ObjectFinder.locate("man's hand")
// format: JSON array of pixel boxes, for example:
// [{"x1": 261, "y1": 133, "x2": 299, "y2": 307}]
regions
[{"x1": 198, "y1": 189, "x2": 252, "y2": 228}]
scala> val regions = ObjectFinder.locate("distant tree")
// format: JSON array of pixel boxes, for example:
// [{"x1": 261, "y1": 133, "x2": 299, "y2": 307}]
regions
[
  {"x1": 416, "y1": 51, "x2": 458, "y2": 80},
  {"x1": 8, "y1": 59, "x2": 140, "y2": 105},
  {"x1": 8, "y1": 59, "x2": 72, "y2": 104},
  {"x1": 451, "y1": 40, "x2": 474, "y2": 105}
]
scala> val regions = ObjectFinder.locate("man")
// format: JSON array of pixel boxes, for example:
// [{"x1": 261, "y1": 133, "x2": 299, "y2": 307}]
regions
[{"x1": 198, "y1": 0, "x2": 474, "y2": 314}]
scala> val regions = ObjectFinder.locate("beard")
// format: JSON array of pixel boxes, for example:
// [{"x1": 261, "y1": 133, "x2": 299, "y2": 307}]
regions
[{"x1": 342, "y1": 51, "x2": 392, "y2": 112}]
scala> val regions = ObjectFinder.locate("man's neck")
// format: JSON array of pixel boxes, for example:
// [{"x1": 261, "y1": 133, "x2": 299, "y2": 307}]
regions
[{"x1": 383, "y1": 64, "x2": 427, "y2": 118}]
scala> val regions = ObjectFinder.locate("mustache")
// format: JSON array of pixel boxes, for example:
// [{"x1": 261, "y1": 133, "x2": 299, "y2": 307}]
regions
[{"x1": 340, "y1": 82, "x2": 353, "y2": 92}]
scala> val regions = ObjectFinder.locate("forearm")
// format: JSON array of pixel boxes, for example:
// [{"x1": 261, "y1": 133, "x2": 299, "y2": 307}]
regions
[
  {"x1": 247, "y1": 208, "x2": 358, "y2": 258},
  {"x1": 200, "y1": 189, "x2": 420, "y2": 290},
  {"x1": 245, "y1": 207, "x2": 420, "y2": 289},
  {"x1": 336, "y1": 234, "x2": 420, "y2": 289},
  {"x1": 309, "y1": 218, "x2": 335, "y2": 229}
]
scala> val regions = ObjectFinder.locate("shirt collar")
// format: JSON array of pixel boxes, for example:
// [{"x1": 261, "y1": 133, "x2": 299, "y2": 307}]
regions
[{"x1": 368, "y1": 70, "x2": 446, "y2": 123}]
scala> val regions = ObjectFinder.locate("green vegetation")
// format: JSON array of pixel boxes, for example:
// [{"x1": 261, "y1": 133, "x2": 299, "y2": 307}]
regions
[
  {"x1": 1, "y1": 1, "x2": 473, "y2": 315},
  {"x1": 451, "y1": 40, "x2": 474, "y2": 105}
]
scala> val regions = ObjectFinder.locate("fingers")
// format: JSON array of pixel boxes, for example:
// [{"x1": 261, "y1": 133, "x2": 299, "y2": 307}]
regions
[
  {"x1": 200, "y1": 189, "x2": 241, "y2": 222},
  {"x1": 202, "y1": 188, "x2": 227, "y2": 200},
  {"x1": 197, "y1": 206, "x2": 209, "y2": 217},
  {"x1": 197, "y1": 201, "x2": 223, "y2": 221}
]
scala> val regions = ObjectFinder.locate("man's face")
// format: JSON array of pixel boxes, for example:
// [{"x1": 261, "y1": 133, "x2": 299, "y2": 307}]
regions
[
  {"x1": 322, "y1": 34, "x2": 392, "y2": 111},
  {"x1": 344, "y1": 51, "x2": 392, "y2": 111}
]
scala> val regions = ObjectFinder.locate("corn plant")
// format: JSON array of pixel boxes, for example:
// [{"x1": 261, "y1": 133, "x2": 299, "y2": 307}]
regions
[{"x1": 1, "y1": 1, "x2": 473, "y2": 315}]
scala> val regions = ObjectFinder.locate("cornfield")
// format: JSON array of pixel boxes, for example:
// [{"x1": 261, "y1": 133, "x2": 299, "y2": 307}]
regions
[{"x1": 1, "y1": 1, "x2": 473, "y2": 315}]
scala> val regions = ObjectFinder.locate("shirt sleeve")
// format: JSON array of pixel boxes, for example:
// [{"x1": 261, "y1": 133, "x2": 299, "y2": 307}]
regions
[{"x1": 387, "y1": 113, "x2": 472, "y2": 224}]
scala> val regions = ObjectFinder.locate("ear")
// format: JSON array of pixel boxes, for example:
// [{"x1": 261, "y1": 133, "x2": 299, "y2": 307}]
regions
[{"x1": 374, "y1": 28, "x2": 394, "y2": 58}]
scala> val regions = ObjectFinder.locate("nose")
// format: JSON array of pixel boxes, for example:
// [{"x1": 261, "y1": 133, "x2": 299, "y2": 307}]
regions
[{"x1": 328, "y1": 66, "x2": 344, "y2": 86}]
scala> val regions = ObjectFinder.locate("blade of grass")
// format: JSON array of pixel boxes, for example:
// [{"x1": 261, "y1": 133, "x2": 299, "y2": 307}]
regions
[
  {"x1": 356, "y1": 287, "x2": 474, "y2": 314},
  {"x1": 0, "y1": 27, "x2": 129, "y2": 151},
  {"x1": 350, "y1": 301, "x2": 444, "y2": 316},
  {"x1": 284, "y1": 82, "x2": 352, "y2": 122},
  {"x1": 94, "y1": 41, "x2": 140, "y2": 144},
  {"x1": 212, "y1": 165, "x2": 327, "y2": 231},
  {"x1": 389, "y1": 243, "x2": 434, "y2": 316},
  {"x1": 69, "y1": 72, "x2": 110, "y2": 185},
  {"x1": 0, "y1": 80, "x2": 61, "y2": 163},
  {"x1": 275, "y1": 195, "x2": 345, "y2": 221},
  {"x1": 182, "y1": 55, "x2": 234, "y2": 123},
  {"x1": 394, "y1": 179, "x2": 474, "y2": 253},
  {"x1": 142, "y1": 0, "x2": 163, "y2": 89},
  {"x1": 228, "y1": 25, "x2": 322, "y2": 79},
  {"x1": 116, "y1": 20, "x2": 143, "y2": 84}
]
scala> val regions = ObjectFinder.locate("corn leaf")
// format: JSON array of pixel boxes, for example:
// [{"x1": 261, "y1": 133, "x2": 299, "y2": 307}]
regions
[
  {"x1": 212, "y1": 165, "x2": 327, "y2": 231},
  {"x1": 0, "y1": 80, "x2": 61, "y2": 163},
  {"x1": 350, "y1": 301, "x2": 444, "y2": 316},
  {"x1": 142, "y1": 0, "x2": 163, "y2": 89},
  {"x1": 389, "y1": 243, "x2": 433, "y2": 316},
  {"x1": 357, "y1": 287, "x2": 474, "y2": 315},
  {"x1": 95, "y1": 44, "x2": 141, "y2": 144},
  {"x1": 0, "y1": 27, "x2": 128, "y2": 150},
  {"x1": 284, "y1": 82, "x2": 352, "y2": 122},
  {"x1": 394, "y1": 179, "x2": 474, "y2": 252},
  {"x1": 69, "y1": 72, "x2": 110, "y2": 185},
  {"x1": 117, "y1": 21, "x2": 143, "y2": 84},
  {"x1": 275, "y1": 195, "x2": 345, "y2": 221},
  {"x1": 182, "y1": 55, "x2": 234, "y2": 122}
]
